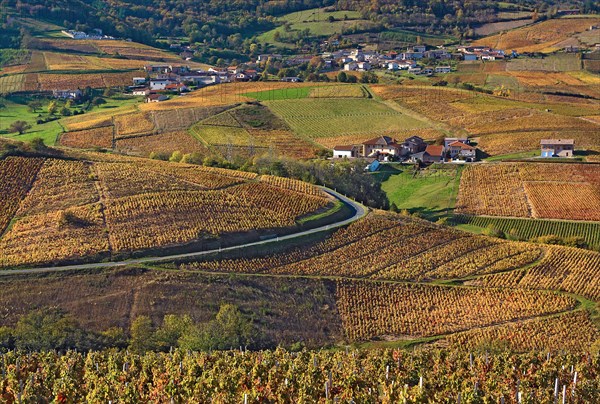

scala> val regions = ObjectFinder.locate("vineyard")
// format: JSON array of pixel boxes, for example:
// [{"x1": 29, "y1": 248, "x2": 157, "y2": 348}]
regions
[
  {"x1": 264, "y1": 98, "x2": 427, "y2": 141},
  {"x1": 471, "y1": 17, "x2": 600, "y2": 53},
  {"x1": 478, "y1": 245, "x2": 600, "y2": 301},
  {"x1": 335, "y1": 280, "x2": 574, "y2": 340},
  {"x1": 183, "y1": 214, "x2": 544, "y2": 281},
  {"x1": 188, "y1": 104, "x2": 320, "y2": 159},
  {"x1": 453, "y1": 215, "x2": 600, "y2": 250},
  {"x1": 445, "y1": 310, "x2": 599, "y2": 352},
  {"x1": 372, "y1": 84, "x2": 600, "y2": 157},
  {"x1": 0, "y1": 157, "x2": 44, "y2": 234},
  {"x1": 0, "y1": 156, "x2": 333, "y2": 268},
  {"x1": 456, "y1": 163, "x2": 600, "y2": 221},
  {"x1": 1, "y1": 349, "x2": 598, "y2": 402}
]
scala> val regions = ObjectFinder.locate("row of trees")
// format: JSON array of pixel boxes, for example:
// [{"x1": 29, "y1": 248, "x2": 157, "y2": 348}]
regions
[{"x1": 0, "y1": 304, "x2": 254, "y2": 353}]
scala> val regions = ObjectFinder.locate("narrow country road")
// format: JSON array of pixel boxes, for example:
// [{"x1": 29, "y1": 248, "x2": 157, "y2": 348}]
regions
[{"x1": 0, "y1": 187, "x2": 367, "y2": 276}]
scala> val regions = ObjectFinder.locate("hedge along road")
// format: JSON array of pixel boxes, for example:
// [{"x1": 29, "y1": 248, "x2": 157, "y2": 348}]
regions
[{"x1": 0, "y1": 187, "x2": 368, "y2": 276}]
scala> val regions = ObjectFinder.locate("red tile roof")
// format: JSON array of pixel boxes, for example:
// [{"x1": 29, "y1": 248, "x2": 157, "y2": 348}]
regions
[
  {"x1": 425, "y1": 145, "x2": 444, "y2": 156},
  {"x1": 448, "y1": 141, "x2": 474, "y2": 150}
]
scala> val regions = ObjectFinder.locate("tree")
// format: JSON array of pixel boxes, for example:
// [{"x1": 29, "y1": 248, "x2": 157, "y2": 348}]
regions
[
  {"x1": 47, "y1": 101, "x2": 57, "y2": 115},
  {"x1": 155, "y1": 315, "x2": 193, "y2": 350},
  {"x1": 9, "y1": 120, "x2": 31, "y2": 135},
  {"x1": 103, "y1": 88, "x2": 115, "y2": 97},
  {"x1": 92, "y1": 97, "x2": 106, "y2": 107},
  {"x1": 169, "y1": 150, "x2": 183, "y2": 162},
  {"x1": 29, "y1": 137, "x2": 46, "y2": 151},
  {"x1": 13, "y1": 308, "x2": 81, "y2": 351},
  {"x1": 0, "y1": 103, "x2": 5, "y2": 110},
  {"x1": 129, "y1": 316, "x2": 155, "y2": 353},
  {"x1": 60, "y1": 106, "x2": 72, "y2": 116},
  {"x1": 27, "y1": 101, "x2": 42, "y2": 112},
  {"x1": 337, "y1": 71, "x2": 348, "y2": 83}
]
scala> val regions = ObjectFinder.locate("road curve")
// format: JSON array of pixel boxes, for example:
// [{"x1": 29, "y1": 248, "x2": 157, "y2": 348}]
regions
[{"x1": 0, "y1": 187, "x2": 368, "y2": 276}]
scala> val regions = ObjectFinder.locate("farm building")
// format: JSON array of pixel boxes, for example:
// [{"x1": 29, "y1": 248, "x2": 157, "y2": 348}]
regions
[
  {"x1": 540, "y1": 139, "x2": 574, "y2": 158},
  {"x1": 333, "y1": 145, "x2": 360, "y2": 159},
  {"x1": 146, "y1": 94, "x2": 169, "y2": 103}
]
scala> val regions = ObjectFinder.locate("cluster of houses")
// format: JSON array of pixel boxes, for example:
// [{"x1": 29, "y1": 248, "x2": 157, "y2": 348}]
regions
[
  {"x1": 333, "y1": 136, "x2": 477, "y2": 164},
  {"x1": 325, "y1": 44, "x2": 507, "y2": 75},
  {"x1": 61, "y1": 29, "x2": 115, "y2": 40},
  {"x1": 128, "y1": 64, "x2": 261, "y2": 102}
]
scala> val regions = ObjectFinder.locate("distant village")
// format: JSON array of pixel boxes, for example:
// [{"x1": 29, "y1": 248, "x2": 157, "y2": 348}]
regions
[{"x1": 128, "y1": 43, "x2": 510, "y2": 103}]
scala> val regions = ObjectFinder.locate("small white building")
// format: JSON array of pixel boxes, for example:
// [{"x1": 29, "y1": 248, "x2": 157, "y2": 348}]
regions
[
  {"x1": 132, "y1": 88, "x2": 150, "y2": 96},
  {"x1": 344, "y1": 62, "x2": 358, "y2": 71},
  {"x1": 333, "y1": 145, "x2": 359, "y2": 158},
  {"x1": 434, "y1": 66, "x2": 452, "y2": 73},
  {"x1": 133, "y1": 77, "x2": 147, "y2": 85},
  {"x1": 146, "y1": 94, "x2": 169, "y2": 103},
  {"x1": 149, "y1": 79, "x2": 172, "y2": 91},
  {"x1": 356, "y1": 62, "x2": 371, "y2": 71}
]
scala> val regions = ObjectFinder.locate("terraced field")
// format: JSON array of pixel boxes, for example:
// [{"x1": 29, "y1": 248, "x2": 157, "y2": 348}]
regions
[{"x1": 0, "y1": 155, "x2": 334, "y2": 268}]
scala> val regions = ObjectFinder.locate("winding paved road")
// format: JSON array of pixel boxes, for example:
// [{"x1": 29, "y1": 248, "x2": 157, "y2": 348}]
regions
[{"x1": 0, "y1": 187, "x2": 367, "y2": 276}]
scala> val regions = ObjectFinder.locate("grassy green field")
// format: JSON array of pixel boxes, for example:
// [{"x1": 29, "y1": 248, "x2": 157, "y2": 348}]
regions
[
  {"x1": 256, "y1": 8, "x2": 367, "y2": 46},
  {"x1": 0, "y1": 98, "x2": 64, "y2": 145},
  {"x1": 0, "y1": 95, "x2": 141, "y2": 145},
  {"x1": 265, "y1": 98, "x2": 427, "y2": 139},
  {"x1": 453, "y1": 215, "x2": 600, "y2": 250},
  {"x1": 376, "y1": 164, "x2": 463, "y2": 219}
]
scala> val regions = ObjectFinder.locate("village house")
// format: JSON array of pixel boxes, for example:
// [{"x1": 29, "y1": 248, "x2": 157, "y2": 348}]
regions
[
  {"x1": 344, "y1": 62, "x2": 358, "y2": 71},
  {"x1": 349, "y1": 49, "x2": 365, "y2": 62},
  {"x1": 444, "y1": 137, "x2": 469, "y2": 148},
  {"x1": 131, "y1": 88, "x2": 150, "y2": 96},
  {"x1": 257, "y1": 54, "x2": 282, "y2": 62},
  {"x1": 149, "y1": 79, "x2": 174, "y2": 91},
  {"x1": 280, "y1": 76, "x2": 303, "y2": 83},
  {"x1": 132, "y1": 77, "x2": 147, "y2": 85},
  {"x1": 146, "y1": 94, "x2": 169, "y2": 103},
  {"x1": 164, "y1": 83, "x2": 188, "y2": 92},
  {"x1": 52, "y1": 89, "x2": 82, "y2": 99},
  {"x1": 332, "y1": 145, "x2": 360, "y2": 159},
  {"x1": 412, "y1": 145, "x2": 445, "y2": 164},
  {"x1": 447, "y1": 141, "x2": 476, "y2": 161},
  {"x1": 402, "y1": 136, "x2": 427, "y2": 155},
  {"x1": 540, "y1": 139, "x2": 575, "y2": 157},
  {"x1": 361, "y1": 136, "x2": 402, "y2": 158},
  {"x1": 144, "y1": 65, "x2": 172, "y2": 74},
  {"x1": 424, "y1": 49, "x2": 451, "y2": 60},
  {"x1": 434, "y1": 66, "x2": 452, "y2": 74},
  {"x1": 388, "y1": 60, "x2": 415, "y2": 70}
]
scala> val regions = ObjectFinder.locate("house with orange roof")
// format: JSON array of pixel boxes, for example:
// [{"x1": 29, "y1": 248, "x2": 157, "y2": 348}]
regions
[{"x1": 447, "y1": 141, "x2": 476, "y2": 161}]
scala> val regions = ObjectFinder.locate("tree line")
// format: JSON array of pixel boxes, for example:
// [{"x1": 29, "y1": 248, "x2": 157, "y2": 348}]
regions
[{"x1": 0, "y1": 304, "x2": 256, "y2": 353}]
